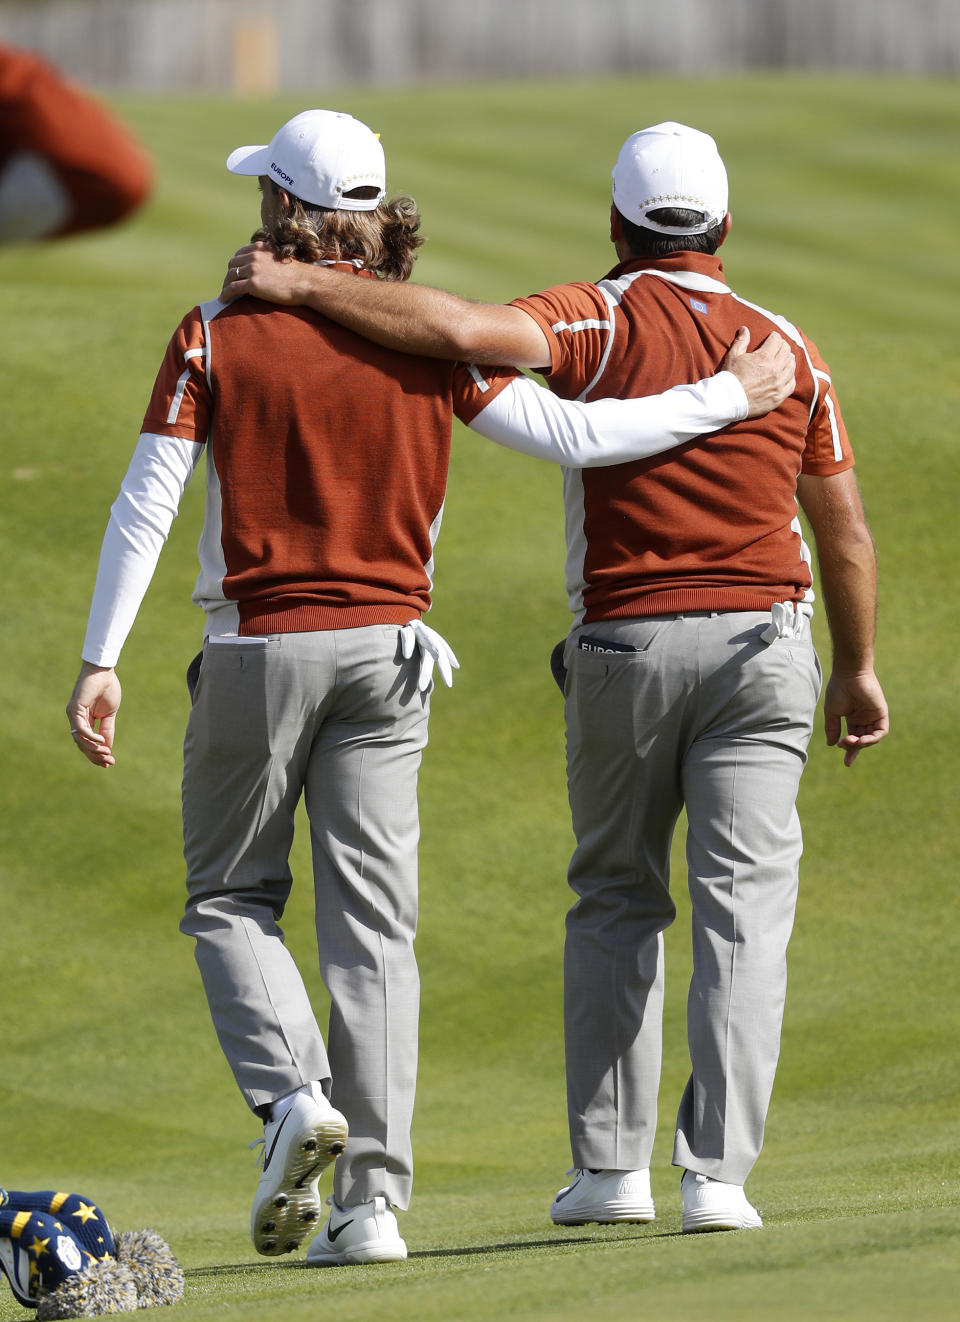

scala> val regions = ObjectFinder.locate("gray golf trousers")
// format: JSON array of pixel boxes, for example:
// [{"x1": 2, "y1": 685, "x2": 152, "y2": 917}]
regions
[
  {"x1": 179, "y1": 626, "x2": 429, "y2": 1211},
  {"x1": 562, "y1": 611, "x2": 821, "y2": 1185}
]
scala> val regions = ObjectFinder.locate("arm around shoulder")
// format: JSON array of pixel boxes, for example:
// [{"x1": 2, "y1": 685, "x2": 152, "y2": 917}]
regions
[
  {"x1": 222, "y1": 243, "x2": 550, "y2": 367},
  {"x1": 467, "y1": 369, "x2": 748, "y2": 466}
]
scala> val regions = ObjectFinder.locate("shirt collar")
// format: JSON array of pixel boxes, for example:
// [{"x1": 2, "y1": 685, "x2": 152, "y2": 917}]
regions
[{"x1": 606, "y1": 250, "x2": 726, "y2": 284}]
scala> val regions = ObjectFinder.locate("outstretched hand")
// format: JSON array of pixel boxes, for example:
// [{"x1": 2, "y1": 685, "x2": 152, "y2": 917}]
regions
[
  {"x1": 721, "y1": 327, "x2": 796, "y2": 418},
  {"x1": 66, "y1": 663, "x2": 121, "y2": 767},
  {"x1": 823, "y1": 669, "x2": 889, "y2": 767},
  {"x1": 221, "y1": 242, "x2": 310, "y2": 305}
]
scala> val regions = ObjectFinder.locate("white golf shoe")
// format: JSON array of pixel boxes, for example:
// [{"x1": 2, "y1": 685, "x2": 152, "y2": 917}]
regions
[
  {"x1": 249, "y1": 1083, "x2": 348, "y2": 1256},
  {"x1": 550, "y1": 1168, "x2": 656, "y2": 1225},
  {"x1": 680, "y1": 1170, "x2": 762, "y2": 1232},
  {"x1": 306, "y1": 1196, "x2": 407, "y2": 1265}
]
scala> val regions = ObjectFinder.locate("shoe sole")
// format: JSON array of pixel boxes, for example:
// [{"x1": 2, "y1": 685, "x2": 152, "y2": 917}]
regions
[
  {"x1": 251, "y1": 1113, "x2": 349, "y2": 1256},
  {"x1": 681, "y1": 1209, "x2": 762, "y2": 1233},
  {"x1": 307, "y1": 1240, "x2": 408, "y2": 1266},
  {"x1": 551, "y1": 1201, "x2": 656, "y2": 1226}
]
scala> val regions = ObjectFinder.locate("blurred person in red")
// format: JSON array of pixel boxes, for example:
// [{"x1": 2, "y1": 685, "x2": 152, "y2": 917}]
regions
[{"x1": 0, "y1": 41, "x2": 151, "y2": 243}]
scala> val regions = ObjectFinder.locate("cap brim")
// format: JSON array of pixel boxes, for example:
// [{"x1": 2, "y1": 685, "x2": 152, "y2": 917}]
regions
[{"x1": 225, "y1": 144, "x2": 271, "y2": 177}]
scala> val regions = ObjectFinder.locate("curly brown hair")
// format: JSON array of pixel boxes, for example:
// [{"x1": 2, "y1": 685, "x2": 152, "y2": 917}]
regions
[{"x1": 254, "y1": 180, "x2": 424, "y2": 281}]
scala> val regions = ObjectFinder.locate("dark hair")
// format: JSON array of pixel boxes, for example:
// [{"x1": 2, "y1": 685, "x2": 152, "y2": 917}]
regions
[
  {"x1": 254, "y1": 181, "x2": 424, "y2": 281},
  {"x1": 618, "y1": 206, "x2": 723, "y2": 258}
]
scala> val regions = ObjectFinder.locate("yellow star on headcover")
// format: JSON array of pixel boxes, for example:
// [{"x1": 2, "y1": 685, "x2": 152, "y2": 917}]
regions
[
  {"x1": 28, "y1": 1234, "x2": 51, "y2": 1258},
  {"x1": 70, "y1": 1201, "x2": 99, "y2": 1225}
]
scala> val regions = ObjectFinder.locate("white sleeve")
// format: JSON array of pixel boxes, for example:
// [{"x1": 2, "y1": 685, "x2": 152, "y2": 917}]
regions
[
  {"x1": 0, "y1": 153, "x2": 70, "y2": 241},
  {"x1": 466, "y1": 370, "x2": 748, "y2": 467},
  {"x1": 82, "y1": 432, "x2": 202, "y2": 667}
]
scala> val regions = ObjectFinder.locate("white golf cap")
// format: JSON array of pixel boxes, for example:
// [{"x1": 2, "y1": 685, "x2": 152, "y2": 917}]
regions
[
  {"x1": 611, "y1": 121, "x2": 728, "y2": 235},
  {"x1": 226, "y1": 109, "x2": 385, "y2": 211}
]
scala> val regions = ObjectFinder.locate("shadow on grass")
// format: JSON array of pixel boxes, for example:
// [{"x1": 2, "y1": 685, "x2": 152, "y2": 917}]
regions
[
  {"x1": 408, "y1": 1230, "x2": 684, "y2": 1258},
  {"x1": 184, "y1": 1227, "x2": 680, "y2": 1278}
]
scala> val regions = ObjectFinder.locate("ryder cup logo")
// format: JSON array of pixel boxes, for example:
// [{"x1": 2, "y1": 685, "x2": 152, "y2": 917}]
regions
[{"x1": 56, "y1": 1234, "x2": 83, "y2": 1271}]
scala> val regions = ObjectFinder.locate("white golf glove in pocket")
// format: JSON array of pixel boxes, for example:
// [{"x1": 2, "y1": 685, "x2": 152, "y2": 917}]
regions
[
  {"x1": 760, "y1": 600, "x2": 807, "y2": 644},
  {"x1": 399, "y1": 620, "x2": 460, "y2": 691}
]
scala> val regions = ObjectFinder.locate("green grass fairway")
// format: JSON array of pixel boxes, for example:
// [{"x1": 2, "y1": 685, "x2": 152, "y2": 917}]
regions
[{"x1": 1, "y1": 74, "x2": 958, "y2": 1321}]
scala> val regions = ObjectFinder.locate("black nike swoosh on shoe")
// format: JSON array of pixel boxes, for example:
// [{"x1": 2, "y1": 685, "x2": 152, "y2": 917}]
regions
[
  {"x1": 294, "y1": 1156, "x2": 329, "y2": 1190},
  {"x1": 326, "y1": 1217, "x2": 355, "y2": 1243},
  {"x1": 262, "y1": 1110, "x2": 293, "y2": 1173},
  {"x1": 553, "y1": 1175, "x2": 584, "y2": 1203}
]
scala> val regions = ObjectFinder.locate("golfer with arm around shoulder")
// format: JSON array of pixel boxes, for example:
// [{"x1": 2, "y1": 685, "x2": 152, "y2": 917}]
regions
[
  {"x1": 222, "y1": 119, "x2": 889, "y2": 1233},
  {"x1": 66, "y1": 110, "x2": 793, "y2": 1264}
]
